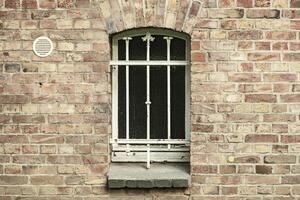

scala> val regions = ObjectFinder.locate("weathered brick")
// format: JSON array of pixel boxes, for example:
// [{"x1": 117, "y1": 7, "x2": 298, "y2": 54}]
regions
[
  {"x1": 291, "y1": 0, "x2": 300, "y2": 7},
  {"x1": 22, "y1": 0, "x2": 37, "y2": 9},
  {"x1": 39, "y1": 0, "x2": 56, "y2": 9},
  {"x1": 31, "y1": 176, "x2": 63, "y2": 185},
  {"x1": 281, "y1": 94, "x2": 300, "y2": 102},
  {"x1": 57, "y1": 0, "x2": 73, "y2": 8},
  {"x1": 245, "y1": 175, "x2": 280, "y2": 184},
  {"x1": 246, "y1": 9, "x2": 280, "y2": 18},
  {"x1": 255, "y1": 0, "x2": 270, "y2": 7},
  {"x1": 282, "y1": 176, "x2": 300, "y2": 184},
  {"x1": 283, "y1": 53, "x2": 300, "y2": 61},
  {"x1": 228, "y1": 73, "x2": 261, "y2": 82},
  {"x1": 245, "y1": 134, "x2": 278, "y2": 143},
  {"x1": 209, "y1": 9, "x2": 244, "y2": 18},
  {"x1": 5, "y1": 0, "x2": 19, "y2": 8},
  {"x1": 248, "y1": 53, "x2": 280, "y2": 61},
  {"x1": 228, "y1": 30, "x2": 263, "y2": 40},
  {"x1": 237, "y1": 0, "x2": 253, "y2": 7},
  {"x1": 282, "y1": 135, "x2": 300, "y2": 143},
  {"x1": 245, "y1": 94, "x2": 276, "y2": 103},
  {"x1": 264, "y1": 155, "x2": 296, "y2": 164},
  {"x1": 266, "y1": 31, "x2": 296, "y2": 40},
  {"x1": 0, "y1": 176, "x2": 28, "y2": 185}
]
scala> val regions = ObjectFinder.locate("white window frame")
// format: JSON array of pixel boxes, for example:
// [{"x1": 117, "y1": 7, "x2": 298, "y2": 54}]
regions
[{"x1": 110, "y1": 28, "x2": 191, "y2": 167}]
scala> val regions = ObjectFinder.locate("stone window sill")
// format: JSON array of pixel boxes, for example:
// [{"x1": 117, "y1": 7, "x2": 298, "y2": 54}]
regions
[{"x1": 107, "y1": 163, "x2": 190, "y2": 188}]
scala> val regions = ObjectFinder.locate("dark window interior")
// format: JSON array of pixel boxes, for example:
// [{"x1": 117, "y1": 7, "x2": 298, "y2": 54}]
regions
[{"x1": 118, "y1": 34, "x2": 186, "y2": 139}]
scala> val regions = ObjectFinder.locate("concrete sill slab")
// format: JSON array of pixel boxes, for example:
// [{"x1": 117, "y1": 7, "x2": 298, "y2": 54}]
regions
[{"x1": 107, "y1": 163, "x2": 190, "y2": 188}]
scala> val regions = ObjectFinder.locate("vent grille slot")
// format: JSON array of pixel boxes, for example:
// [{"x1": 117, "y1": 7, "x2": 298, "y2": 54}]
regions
[{"x1": 33, "y1": 36, "x2": 53, "y2": 57}]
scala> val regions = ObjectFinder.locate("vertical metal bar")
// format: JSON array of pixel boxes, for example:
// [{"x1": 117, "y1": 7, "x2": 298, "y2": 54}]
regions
[
  {"x1": 123, "y1": 37, "x2": 132, "y2": 153},
  {"x1": 142, "y1": 33, "x2": 154, "y2": 169},
  {"x1": 164, "y1": 37, "x2": 173, "y2": 150}
]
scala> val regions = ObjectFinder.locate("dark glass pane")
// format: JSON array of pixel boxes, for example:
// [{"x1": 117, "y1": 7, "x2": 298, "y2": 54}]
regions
[
  {"x1": 129, "y1": 36, "x2": 147, "y2": 60},
  {"x1": 150, "y1": 66, "x2": 167, "y2": 139},
  {"x1": 129, "y1": 66, "x2": 147, "y2": 139},
  {"x1": 150, "y1": 35, "x2": 167, "y2": 60},
  {"x1": 117, "y1": 40, "x2": 126, "y2": 60},
  {"x1": 171, "y1": 37, "x2": 186, "y2": 60},
  {"x1": 118, "y1": 66, "x2": 126, "y2": 138},
  {"x1": 171, "y1": 66, "x2": 185, "y2": 139}
]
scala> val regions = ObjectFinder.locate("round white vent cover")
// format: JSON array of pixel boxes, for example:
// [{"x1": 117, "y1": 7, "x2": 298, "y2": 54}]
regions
[{"x1": 33, "y1": 36, "x2": 53, "y2": 57}]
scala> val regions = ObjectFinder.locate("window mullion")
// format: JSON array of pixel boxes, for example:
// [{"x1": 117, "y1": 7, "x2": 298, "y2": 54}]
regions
[
  {"x1": 164, "y1": 36, "x2": 173, "y2": 149},
  {"x1": 142, "y1": 33, "x2": 155, "y2": 169},
  {"x1": 123, "y1": 37, "x2": 132, "y2": 153}
]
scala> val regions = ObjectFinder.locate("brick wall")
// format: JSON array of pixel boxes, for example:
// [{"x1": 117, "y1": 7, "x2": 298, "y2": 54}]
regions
[{"x1": 1, "y1": 0, "x2": 300, "y2": 199}]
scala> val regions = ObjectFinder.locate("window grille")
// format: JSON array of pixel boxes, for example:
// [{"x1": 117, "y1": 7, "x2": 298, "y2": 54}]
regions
[{"x1": 110, "y1": 28, "x2": 190, "y2": 168}]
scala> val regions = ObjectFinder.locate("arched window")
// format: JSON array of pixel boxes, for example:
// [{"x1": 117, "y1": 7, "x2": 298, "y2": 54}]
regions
[{"x1": 110, "y1": 28, "x2": 190, "y2": 167}]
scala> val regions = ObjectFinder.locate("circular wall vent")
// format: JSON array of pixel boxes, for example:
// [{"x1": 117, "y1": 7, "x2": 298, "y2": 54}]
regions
[{"x1": 33, "y1": 36, "x2": 53, "y2": 57}]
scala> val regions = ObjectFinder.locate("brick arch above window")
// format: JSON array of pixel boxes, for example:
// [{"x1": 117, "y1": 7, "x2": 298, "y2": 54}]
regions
[{"x1": 98, "y1": 0, "x2": 203, "y2": 34}]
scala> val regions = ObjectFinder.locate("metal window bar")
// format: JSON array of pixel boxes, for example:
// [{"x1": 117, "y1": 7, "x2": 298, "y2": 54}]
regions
[
  {"x1": 142, "y1": 33, "x2": 155, "y2": 169},
  {"x1": 123, "y1": 37, "x2": 132, "y2": 154},
  {"x1": 111, "y1": 33, "x2": 189, "y2": 167},
  {"x1": 164, "y1": 36, "x2": 173, "y2": 150}
]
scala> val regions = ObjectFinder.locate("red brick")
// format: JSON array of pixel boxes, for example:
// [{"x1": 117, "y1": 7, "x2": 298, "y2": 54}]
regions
[
  {"x1": 245, "y1": 134, "x2": 278, "y2": 143},
  {"x1": 0, "y1": 135, "x2": 28, "y2": 144},
  {"x1": 47, "y1": 155, "x2": 83, "y2": 164},
  {"x1": 192, "y1": 52, "x2": 206, "y2": 62},
  {"x1": 192, "y1": 165, "x2": 218, "y2": 173},
  {"x1": 273, "y1": 42, "x2": 288, "y2": 50},
  {"x1": 290, "y1": 42, "x2": 300, "y2": 50},
  {"x1": 228, "y1": 73, "x2": 261, "y2": 82},
  {"x1": 245, "y1": 94, "x2": 276, "y2": 103},
  {"x1": 280, "y1": 94, "x2": 300, "y2": 102},
  {"x1": 248, "y1": 53, "x2": 280, "y2": 61},
  {"x1": 0, "y1": 95, "x2": 29, "y2": 104},
  {"x1": 282, "y1": 176, "x2": 300, "y2": 184},
  {"x1": 283, "y1": 53, "x2": 300, "y2": 61},
  {"x1": 282, "y1": 135, "x2": 300, "y2": 143},
  {"x1": 22, "y1": 0, "x2": 37, "y2": 9},
  {"x1": 228, "y1": 30, "x2": 263, "y2": 40},
  {"x1": 222, "y1": 186, "x2": 238, "y2": 195},
  {"x1": 221, "y1": 20, "x2": 236, "y2": 29},
  {"x1": 0, "y1": 176, "x2": 28, "y2": 185},
  {"x1": 264, "y1": 74, "x2": 297, "y2": 82},
  {"x1": 31, "y1": 135, "x2": 64, "y2": 144},
  {"x1": 263, "y1": 114, "x2": 296, "y2": 122},
  {"x1": 237, "y1": 0, "x2": 253, "y2": 7},
  {"x1": 255, "y1": 42, "x2": 270, "y2": 50},
  {"x1": 291, "y1": 21, "x2": 300, "y2": 29},
  {"x1": 191, "y1": 124, "x2": 214, "y2": 132},
  {"x1": 0, "y1": 115, "x2": 10, "y2": 123},
  {"x1": 266, "y1": 31, "x2": 296, "y2": 40},
  {"x1": 291, "y1": 0, "x2": 300, "y2": 7},
  {"x1": 13, "y1": 155, "x2": 45, "y2": 164},
  {"x1": 12, "y1": 115, "x2": 45, "y2": 124},
  {"x1": 5, "y1": 0, "x2": 19, "y2": 8},
  {"x1": 282, "y1": 10, "x2": 300, "y2": 18},
  {"x1": 39, "y1": 0, "x2": 56, "y2": 8},
  {"x1": 234, "y1": 156, "x2": 260, "y2": 163},
  {"x1": 246, "y1": 9, "x2": 280, "y2": 18}
]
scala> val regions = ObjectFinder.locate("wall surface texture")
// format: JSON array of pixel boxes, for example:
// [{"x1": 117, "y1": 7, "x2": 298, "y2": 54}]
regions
[{"x1": 1, "y1": 0, "x2": 300, "y2": 199}]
